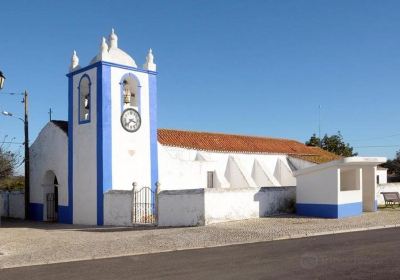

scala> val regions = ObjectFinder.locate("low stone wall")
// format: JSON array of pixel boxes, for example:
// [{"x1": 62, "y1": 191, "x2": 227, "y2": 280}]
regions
[
  {"x1": 158, "y1": 189, "x2": 205, "y2": 227},
  {"x1": 158, "y1": 187, "x2": 295, "y2": 227},
  {"x1": 104, "y1": 190, "x2": 132, "y2": 226},
  {"x1": 377, "y1": 183, "x2": 400, "y2": 205},
  {"x1": 205, "y1": 187, "x2": 295, "y2": 224},
  {"x1": 0, "y1": 191, "x2": 25, "y2": 219}
]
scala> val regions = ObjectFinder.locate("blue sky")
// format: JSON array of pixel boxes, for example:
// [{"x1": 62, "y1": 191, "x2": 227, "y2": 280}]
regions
[{"x1": 1, "y1": 0, "x2": 400, "y2": 174}]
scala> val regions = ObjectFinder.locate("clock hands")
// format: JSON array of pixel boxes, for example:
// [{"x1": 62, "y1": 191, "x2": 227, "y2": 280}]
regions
[{"x1": 121, "y1": 108, "x2": 141, "y2": 132}]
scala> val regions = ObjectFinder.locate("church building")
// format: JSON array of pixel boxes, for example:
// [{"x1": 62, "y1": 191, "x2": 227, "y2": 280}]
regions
[{"x1": 29, "y1": 30, "x2": 381, "y2": 226}]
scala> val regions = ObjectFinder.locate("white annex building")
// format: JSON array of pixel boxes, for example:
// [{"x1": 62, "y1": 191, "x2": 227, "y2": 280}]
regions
[{"x1": 29, "y1": 30, "x2": 386, "y2": 226}]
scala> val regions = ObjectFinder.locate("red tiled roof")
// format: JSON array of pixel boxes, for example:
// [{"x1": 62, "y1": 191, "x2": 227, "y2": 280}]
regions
[
  {"x1": 51, "y1": 121, "x2": 338, "y2": 164},
  {"x1": 157, "y1": 129, "x2": 340, "y2": 163}
]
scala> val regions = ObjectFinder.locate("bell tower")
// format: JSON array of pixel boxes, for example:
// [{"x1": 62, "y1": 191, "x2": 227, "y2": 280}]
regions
[{"x1": 67, "y1": 29, "x2": 158, "y2": 225}]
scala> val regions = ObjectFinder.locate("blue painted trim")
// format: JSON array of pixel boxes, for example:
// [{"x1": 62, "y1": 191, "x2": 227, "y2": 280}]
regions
[
  {"x1": 101, "y1": 61, "x2": 158, "y2": 75},
  {"x1": 67, "y1": 62, "x2": 101, "y2": 77},
  {"x1": 65, "y1": 75, "x2": 74, "y2": 224},
  {"x1": 78, "y1": 74, "x2": 92, "y2": 124},
  {"x1": 296, "y1": 202, "x2": 362, "y2": 218},
  {"x1": 29, "y1": 203, "x2": 43, "y2": 221},
  {"x1": 119, "y1": 73, "x2": 141, "y2": 114},
  {"x1": 67, "y1": 61, "x2": 157, "y2": 77},
  {"x1": 149, "y1": 74, "x2": 158, "y2": 193},
  {"x1": 96, "y1": 64, "x2": 112, "y2": 226},
  {"x1": 58, "y1": 206, "x2": 71, "y2": 223},
  {"x1": 102, "y1": 65, "x2": 112, "y2": 195},
  {"x1": 96, "y1": 65, "x2": 103, "y2": 226}
]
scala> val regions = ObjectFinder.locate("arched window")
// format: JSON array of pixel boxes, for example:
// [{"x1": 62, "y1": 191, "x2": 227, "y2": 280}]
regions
[
  {"x1": 78, "y1": 75, "x2": 91, "y2": 123},
  {"x1": 120, "y1": 73, "x2": 140, "y2": 111}
]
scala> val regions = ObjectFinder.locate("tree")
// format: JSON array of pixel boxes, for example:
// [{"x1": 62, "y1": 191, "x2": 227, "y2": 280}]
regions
[
  {"x1": 0, "y1": 147, "x2": 18, "y2": 180},
  {"x1": 306, "y1": 131, "x2": 358, "y2": 157},
  {"x1": 0, "y1": 137, "x2": 23, "y2": 181},
  {"x1": 381, "y1": 150, "x2": 400, "y2": 176}
]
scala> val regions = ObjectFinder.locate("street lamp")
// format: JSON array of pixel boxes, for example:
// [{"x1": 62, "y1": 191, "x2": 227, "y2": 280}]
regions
[
  {"x1": 0, "y1": 71, "x2": 5, "y2": 90},
  {"x1": 2, "y1": 110, "x2": 24, "y2": 122},
  {"x1": 0, "y1": 72, "x2": 30, "y2": 220}
]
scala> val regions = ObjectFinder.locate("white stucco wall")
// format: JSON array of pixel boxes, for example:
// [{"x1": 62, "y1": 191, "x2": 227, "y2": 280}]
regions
[
  {"x1": 157, "y1": 187, "x2": 295, "y2": 227},
  {"x1": 158, "y1": 146, "x2": 297, "y2": 191},
  {"x1": 9, "y1": 192, "x2": 25, "y2": 219},
  {"x1": 158, "y1": 189, "x2": 205, "y2": 227},
  {"x1": 104, "y1": 190, "x2": 133, "y2": 226},
  {"x1": 30, "y1": 122, "x2": 68, "y2": 220},
  {"x1": 0, "y1": 191, "x2": 25, "y2": 219},
  {"x1": 204, "y1": 187, "x2": 295, "y2": 224},
  {"x1": 296, "y1": 167, "x2": 339, "y2": 205},
  {"x1": 287, "y1": 157, "x2": 316, "y2": 171},
  {"x1": 110, "y1": 68, "x2": 152, "y2": 190},
  {"x1": 377, "y1": 169, "x2": 387, "y2": 184},
  {"x1": 72, "y1": 67, "x2": 98, "y2": 225}
]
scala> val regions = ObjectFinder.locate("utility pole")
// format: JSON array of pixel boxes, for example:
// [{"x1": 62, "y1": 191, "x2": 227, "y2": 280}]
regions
[
  {"x1": 0, "y1": 71, "x2": 30, "y2": 220},
  {"x1": 24, "y1": 91, "x2": 30, "y2": 220},
  {"x1": 49, "y1": 108, "x2": 52, "y2": 121},
  {"x1": 318, "y1": 105, "x2": 321, "y2": 147}
]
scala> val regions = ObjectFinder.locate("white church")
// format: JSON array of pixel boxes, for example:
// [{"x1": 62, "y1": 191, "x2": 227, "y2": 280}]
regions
[{"x1": 29, "y1": 29, "x2": 386, "y2": 226}]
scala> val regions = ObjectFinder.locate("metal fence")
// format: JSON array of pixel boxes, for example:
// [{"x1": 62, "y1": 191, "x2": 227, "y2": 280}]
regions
[{"x1": 132, "y1": 186, "x2": 157, "y2": 225}]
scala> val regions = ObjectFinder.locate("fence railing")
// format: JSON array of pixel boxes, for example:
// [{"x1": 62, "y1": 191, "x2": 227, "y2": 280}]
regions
[{"x1": 132, "y1": 183, "x2": 159, "y2": 225}]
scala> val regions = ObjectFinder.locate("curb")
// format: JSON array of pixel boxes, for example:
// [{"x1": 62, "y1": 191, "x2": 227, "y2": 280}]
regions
[{"x1": 271, "y1": 223, "x2": 400, "y2": 241}]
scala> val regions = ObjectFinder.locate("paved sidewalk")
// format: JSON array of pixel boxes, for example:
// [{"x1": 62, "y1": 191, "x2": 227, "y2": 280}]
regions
[{"x1": 1, "y1": 209, "x2": 400, "y2": 269}]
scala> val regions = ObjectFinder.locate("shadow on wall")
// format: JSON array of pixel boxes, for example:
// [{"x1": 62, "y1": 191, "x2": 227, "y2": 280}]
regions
[{"x1": 254, "y1": 187, "x2": 296, "y2": 217}]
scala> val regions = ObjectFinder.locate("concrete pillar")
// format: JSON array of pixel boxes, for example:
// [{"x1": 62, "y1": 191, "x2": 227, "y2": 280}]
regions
[{"x1": 362, "y1": 166, "x2": 377, "y2": 212}]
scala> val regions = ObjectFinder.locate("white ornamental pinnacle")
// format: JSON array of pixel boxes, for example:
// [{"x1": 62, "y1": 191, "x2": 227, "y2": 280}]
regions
[
  {"x1": 143, "y1": 48, "x2": 157, "y2": 71},
  {"x1": 69, "y1": 50, "x2": 80, "y2": 72},
  {"x1": 109, "y1": 28, "x2": 118, "y2": 49},
  {"x1": 101, "y1": 37, "x2": 108, "y2": 54}
]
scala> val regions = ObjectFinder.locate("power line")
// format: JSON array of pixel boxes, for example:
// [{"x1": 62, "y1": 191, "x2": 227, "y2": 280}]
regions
[
  {"x1": 350, "y1": 133, "x2": 400, "y2": 142},
  {"x1": 1, "y1": 141, "x2": 23, "y2": 145},
  {"x1": 355, "y1": 145, "x2": 400, "y2": 148}
]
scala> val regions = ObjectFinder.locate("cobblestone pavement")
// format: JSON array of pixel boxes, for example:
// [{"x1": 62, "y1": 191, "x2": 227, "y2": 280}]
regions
[{"x1": 1, "y1": 209, "x2": 400, "y2": 269}]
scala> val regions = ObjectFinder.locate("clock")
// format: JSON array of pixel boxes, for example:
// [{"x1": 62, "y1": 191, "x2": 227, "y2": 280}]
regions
[{"x1": 121, "y1": 108, "x2": 141, "y2": 132}]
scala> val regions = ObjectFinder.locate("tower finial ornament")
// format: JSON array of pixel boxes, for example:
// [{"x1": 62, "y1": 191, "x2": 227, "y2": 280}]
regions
[
  {"x1": 109, "y1": 28, "x2": 118, "y2": 49},
  {"x1": 143, "y1": 48, "x2": 157, "y2": 71},
  {"x1": 69, "y1": 50, "x2": 80, "y2": 72},
  {"x1": 101, "y1": 37, "x2": 108, "y2": 54}
]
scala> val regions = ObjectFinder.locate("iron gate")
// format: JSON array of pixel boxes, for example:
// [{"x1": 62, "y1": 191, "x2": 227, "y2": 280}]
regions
[
  {"x1": 46, "y1": 193, "x2": 57, "y2": 222},
  {"x1": 132, "y1": 186, "x2": 157, "y2": 225}
]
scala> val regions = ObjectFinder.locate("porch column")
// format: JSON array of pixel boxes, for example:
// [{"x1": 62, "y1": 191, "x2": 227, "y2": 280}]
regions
[{"x1": 362, "y1": 166, "x2": 377, "y2": 212}]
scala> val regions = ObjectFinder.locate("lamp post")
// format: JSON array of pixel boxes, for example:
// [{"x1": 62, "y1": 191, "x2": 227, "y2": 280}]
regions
[{"x1": 0, "y1": 74, "x2": 30, "y2": 220}]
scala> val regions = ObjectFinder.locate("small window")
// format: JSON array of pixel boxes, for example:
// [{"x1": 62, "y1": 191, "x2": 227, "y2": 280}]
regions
[
  {"x1": 78, "y1": 75, "x2": 91, "y2": 123},
  {"x1": 207, "y1": 171, "x2": 214, "y2": 188},
  {"x1": 377, "y1": 175, "x2": 380, "y2": 185}
]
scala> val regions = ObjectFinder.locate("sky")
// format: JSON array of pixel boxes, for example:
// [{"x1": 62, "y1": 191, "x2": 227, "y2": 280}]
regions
[{"x1": 1, "y1": 0, "x2": 400, "y2": 174}]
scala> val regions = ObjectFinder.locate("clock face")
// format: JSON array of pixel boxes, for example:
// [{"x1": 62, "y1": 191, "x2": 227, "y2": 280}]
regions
[{"x1": 121, "y1": 108, "x2": 141, "y2": 132}]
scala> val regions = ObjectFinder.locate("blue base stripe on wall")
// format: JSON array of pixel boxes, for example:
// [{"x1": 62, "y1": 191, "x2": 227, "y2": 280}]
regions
[
  {"x1": 29, "y1": 203, "x2": 43, "y2": 221},
  {"x1": 58, "y1": 206, "x2": 72, "y2": 223},
  {"x1": 296, "y1": 202, "x2": 362, "y2": 218}
]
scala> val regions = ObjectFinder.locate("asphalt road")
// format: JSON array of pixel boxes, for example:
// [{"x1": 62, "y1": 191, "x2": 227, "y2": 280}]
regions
[{"x1": 2, "y1": 227, "x2": 400, "y2": 280}]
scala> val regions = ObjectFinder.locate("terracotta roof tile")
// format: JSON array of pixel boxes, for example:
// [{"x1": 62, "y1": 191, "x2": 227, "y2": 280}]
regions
[
  {"x1": 157, "y1": 129, "x2": 340, "y2": 163},
  {"x1": 51, "y1": 122, "x2": 338, "y2": 164}
]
